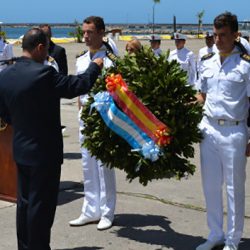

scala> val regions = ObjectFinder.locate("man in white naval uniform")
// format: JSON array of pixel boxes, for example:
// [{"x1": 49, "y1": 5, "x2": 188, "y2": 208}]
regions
[
  {"x1": 0, "y1": 36, "x2": 14, "y2": 72},
  {"x1": 196, "y1": 32, "x2": 218, "y2": 90},
  {"x1": 168, "y1": 33, "x2": 196, "y2": 86},
  {"x1": 197, "y1": 32, "x2": 217, "y2": 70},
  {"x1": 69, "y1": 16, "x2": 117, "y2": 231},
  {"x1": 196, "y1": 12, "x2": 250, "y2": 250},
  {"x1": 149, "y1": 34, "x2": 162, "y2": 56}
]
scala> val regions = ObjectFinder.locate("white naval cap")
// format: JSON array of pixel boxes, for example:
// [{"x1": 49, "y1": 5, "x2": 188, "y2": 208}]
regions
[
  {"x1": 205, "y1": 31, "x2": 214, "y2": 37},
  {"x1": 149, "y1": 34, "x2": 161, "y2": 41},
  {"x1": 173, "y1": 32, "x2": 186, "y2": 40}
]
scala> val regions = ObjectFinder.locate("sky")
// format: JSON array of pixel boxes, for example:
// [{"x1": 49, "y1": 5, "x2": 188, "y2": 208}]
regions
[{"x1": 1, "y1": 0, "x2": 250, "y2": 24}]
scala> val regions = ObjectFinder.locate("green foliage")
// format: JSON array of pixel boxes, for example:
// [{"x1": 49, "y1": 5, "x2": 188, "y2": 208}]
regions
[
  {"x1": 68, "y1": 21, "x2": 83, "y2": 43},
  {"x1": 197, "y1": 10, "x2": 205, "y2": 37},
  {"x1": 81, "y1": 46, "x2": 203, "y2": 186},
  {"x1": 0, "y1": 31, "x2": 6, "y2": 40}
]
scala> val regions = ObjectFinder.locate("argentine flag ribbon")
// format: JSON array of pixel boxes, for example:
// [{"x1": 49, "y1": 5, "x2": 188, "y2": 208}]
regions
[
  {"x1": 105, "y1": 74, "x2": 171, "y2": 146},
  {"x1": 91, "y1": 92, "x2": 160, "y2": 162}
]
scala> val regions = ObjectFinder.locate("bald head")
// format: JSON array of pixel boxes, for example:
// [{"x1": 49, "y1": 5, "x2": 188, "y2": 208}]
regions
[
  {"x1": 22, "y1": 28, "x2": 48, "y2": 52},
  {"x1": 22, "y1": 28, "x2": 49, "y2": 63}
]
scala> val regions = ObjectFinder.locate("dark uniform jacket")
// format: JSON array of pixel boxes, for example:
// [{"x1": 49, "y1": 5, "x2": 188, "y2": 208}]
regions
[
  {"x1": 49, "y1": 41, "x2": 68, "y2": 75},
  {"x1": 0, "y1": 56, "x2": 100, "y2": 167}
]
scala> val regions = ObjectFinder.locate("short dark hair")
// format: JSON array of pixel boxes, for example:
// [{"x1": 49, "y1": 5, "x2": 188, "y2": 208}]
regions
[
  {"x1": 22, "y1": 28, "x2": 48, "y2": 51},
  {"x1": 214, "y1": 12, "x2": 238, "y2": 33},
  {"x1": 39, "y1": 24, "x2": 52, "y2": 38},
  {"x1": 83, "y1": 16, "x2": 105, "y2": 31}
]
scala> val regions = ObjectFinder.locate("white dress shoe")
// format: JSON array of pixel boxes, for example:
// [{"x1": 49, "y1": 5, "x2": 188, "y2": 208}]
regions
[
  {"x1": 196, "y1": 240, "x2": 224, "y2": 250},
  {"x1": 69, "y1": 214, "x2": 99, "y2": 226},
  {"x1": 223, "y1": 245, "x2": 238, "y2": 250},
  {"x1": 97, "y1": 217, "x2": 113, "y2": 230}
]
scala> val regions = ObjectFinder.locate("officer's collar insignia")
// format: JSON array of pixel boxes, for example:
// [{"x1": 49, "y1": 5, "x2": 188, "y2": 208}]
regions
[
  {"x1": 201, "y1": 52, "x2": 215, "y2": 61},
  {"x1": 47, "y1": 56, "x2": 55, "y2": 62},
  {"x1": 241, "y1": 53, "x2": 250, "y2": 62},
  {"x1": 76, "y1": 50, "x2": 88, "y2": 58}
]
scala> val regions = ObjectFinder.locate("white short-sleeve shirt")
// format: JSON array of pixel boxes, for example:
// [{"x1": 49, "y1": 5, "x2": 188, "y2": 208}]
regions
[
  {"x1": 76, "y1": 44, "x2": 116, "y2": 105},
  {"x1": 168, "y1": 47, "x2": 196, "y2": 85},
  {"x1": 200, "y1": 47, "x2": 250, "y2": 121}
]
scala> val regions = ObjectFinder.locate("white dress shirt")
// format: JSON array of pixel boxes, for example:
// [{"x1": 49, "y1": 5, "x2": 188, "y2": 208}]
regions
[{"x1": 168, "y1": 47, "x2": 196, "y2": 85}]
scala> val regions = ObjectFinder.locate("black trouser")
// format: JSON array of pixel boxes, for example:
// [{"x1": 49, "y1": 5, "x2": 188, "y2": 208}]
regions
[{"x1": 16, "y1": 163, "x2": 61, "y2": 250}]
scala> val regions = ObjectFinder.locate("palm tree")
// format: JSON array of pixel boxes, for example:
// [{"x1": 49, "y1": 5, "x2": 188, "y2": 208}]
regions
[
  {"x1": 152, "y1": 0, "x2": 161, "y2": 34},
  {"x1": 197, "y1": 10, "x2": 205, "y2": 38}
]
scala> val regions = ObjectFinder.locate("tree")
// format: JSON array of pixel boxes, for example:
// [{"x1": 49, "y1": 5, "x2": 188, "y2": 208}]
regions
[
  {"x1": 68, "y1": 19, "x2": 83, "y2": 43},
  {"x1": 152, "y1": 0, "x2": 161, "y2": 34},
  {"x1": 197, "y1": 10, "x2": 205, "y2": 38}
]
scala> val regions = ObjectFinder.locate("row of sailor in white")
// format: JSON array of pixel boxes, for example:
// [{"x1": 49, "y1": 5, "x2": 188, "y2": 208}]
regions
[
  {"x1": 76, "y1": 39, "x2": 117, "y2": 223},
  {"x1": 0, "y1": 38, "x2": 14, "y2": 72},
  {"x1": 198, "y1": 45, "x2": 250, "y2": 247},
  {"x1": 168, "y1": 33, "x2": 197, "y2": 86}
]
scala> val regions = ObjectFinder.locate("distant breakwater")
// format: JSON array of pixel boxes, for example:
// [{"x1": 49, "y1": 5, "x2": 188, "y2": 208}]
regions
[{"x1": 2, "y1": 23, "x2": 214, "y2": 35}]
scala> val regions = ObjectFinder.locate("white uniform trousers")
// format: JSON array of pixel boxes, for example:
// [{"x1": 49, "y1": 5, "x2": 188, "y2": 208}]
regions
[
  {"x1": 199, "y1": 116, "x2": 247, "y2": 246},
  {"x1": 79, "y1": 118, "x2": 116, "y2": 221}
]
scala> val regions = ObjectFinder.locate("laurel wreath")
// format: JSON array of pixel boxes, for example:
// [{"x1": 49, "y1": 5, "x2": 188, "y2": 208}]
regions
[{"x1": 81, "y1": 46, "x2": 203, "y2": 185}]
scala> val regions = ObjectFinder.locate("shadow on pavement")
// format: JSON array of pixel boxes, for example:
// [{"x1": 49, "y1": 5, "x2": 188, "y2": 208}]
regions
[
  {"x1": 57, "y1": 181, "x2": 83, "y2": 206},
  {"x1": 55, "y1": 247, "x2": 103, "y2": 250},
  {"x1": 112, "y1": 213, "x2": 204, "y2": 250},
  {"x1": 63, "y1": 152, "x2": 82, "y2": 160},
  {"x1": 239, "y1": 238, "x2": 250, "y2": 250},
  {"x1": 113, "y1": 213, "x2": 250, "y2": 249}
]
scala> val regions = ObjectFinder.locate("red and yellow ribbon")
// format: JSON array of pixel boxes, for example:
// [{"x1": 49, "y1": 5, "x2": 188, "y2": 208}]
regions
[{"x1": 105, "y1": 73, "x2": 171, "y2": 146}]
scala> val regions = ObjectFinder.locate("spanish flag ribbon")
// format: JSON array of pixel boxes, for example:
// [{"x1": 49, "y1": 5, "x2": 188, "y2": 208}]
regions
[{"x1": 105, "y1": 74, "x2": 171, "y2": 146}]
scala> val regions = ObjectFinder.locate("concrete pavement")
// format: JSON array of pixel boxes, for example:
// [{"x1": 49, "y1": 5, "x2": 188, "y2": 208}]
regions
[{"x1": 1, "y1": 99, "x2": 250, "y2": 250}]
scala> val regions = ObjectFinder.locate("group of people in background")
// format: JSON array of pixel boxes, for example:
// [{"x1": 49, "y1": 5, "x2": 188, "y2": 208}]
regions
[{"x1": 0, "y1": 11, "x2": 250, "y2": 250}]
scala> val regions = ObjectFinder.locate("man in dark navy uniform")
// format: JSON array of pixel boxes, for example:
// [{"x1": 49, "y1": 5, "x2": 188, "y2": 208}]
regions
[
  {"x1": 0, "y1": 28, "x2": 102, "y2": 250},
  {"x1": 40, "y1": 24, "x2": 68, "y2": 75}
]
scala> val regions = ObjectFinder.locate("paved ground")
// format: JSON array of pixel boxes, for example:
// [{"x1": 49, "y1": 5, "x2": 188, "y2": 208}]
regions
[
  {"x1": 0, "y1": 40, "x2": 250, "y2": 249},
  {"x1": 1, "y1": 99, "x2": 250, "y2": 250}
]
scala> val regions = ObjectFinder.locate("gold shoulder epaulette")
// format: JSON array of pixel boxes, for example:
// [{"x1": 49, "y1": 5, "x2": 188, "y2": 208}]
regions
[
  {"x1": 47, "y1": 56, "x2": 55, "y2": 63},
  {"x1": 76, "y1": 50, "x2": 88, "y2": 58},
  {"x1": 201, "y1": 52, "x2": 215, "y2": 61},
  {"x1": 241, "y1": 53, "x2": 250, "y2": 62},
  {"x1": 106, "y1": 50, "x2": 118, "y2": 62}
]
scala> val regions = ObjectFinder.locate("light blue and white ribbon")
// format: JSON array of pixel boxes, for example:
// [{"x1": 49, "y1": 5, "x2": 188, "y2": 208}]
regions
[{"x1": 91, "y1": 92, "x2": 160, "y2": 162}]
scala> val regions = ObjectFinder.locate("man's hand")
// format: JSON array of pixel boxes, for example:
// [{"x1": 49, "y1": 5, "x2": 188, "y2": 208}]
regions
[{"x1": 93, "y1": 58, "x2": 103, "y2": 69}]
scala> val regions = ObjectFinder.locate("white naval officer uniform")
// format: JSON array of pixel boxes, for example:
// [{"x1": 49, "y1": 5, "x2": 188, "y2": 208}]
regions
[
  {"x1": 76, "y1": 44, "x2": 116, "y2": 222},
  {"x1": 196, "y1": 45, "x2": 218, "y2": 90},
  {"x1": 0, "y1": 38, "x2": 13, "y2": 72},
  {"x1": 199, "y1": 46, "x2": 250, "y2": 248},
  {"x1": 197, "y1": 44, "x2": 218, "y2": 64},
  {"x1": 152, "y1": 47, "x2": 162, "y2": 57},
  {"x1": 168, "y1": 46, "x2": 197, "y2": 86}
]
